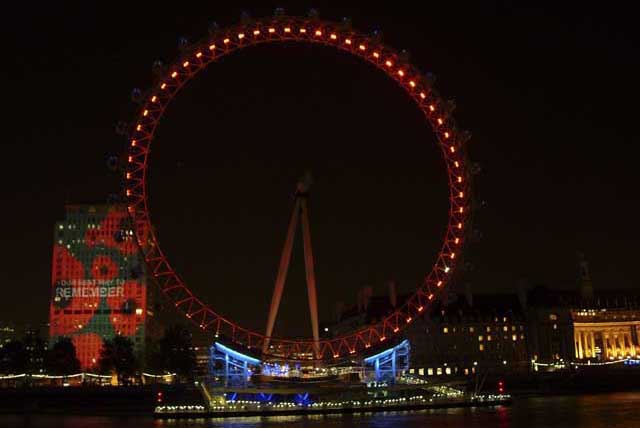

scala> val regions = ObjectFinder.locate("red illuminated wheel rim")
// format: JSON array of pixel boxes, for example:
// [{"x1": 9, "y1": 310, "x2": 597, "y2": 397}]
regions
[{"x1": 124, "y1": 15, "x2": 470, "y2": 360}]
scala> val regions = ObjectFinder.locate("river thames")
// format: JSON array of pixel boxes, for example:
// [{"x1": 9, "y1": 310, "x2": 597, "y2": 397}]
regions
[{"x1": 2, "y1": 391, "x2": 639, "y2": 428}]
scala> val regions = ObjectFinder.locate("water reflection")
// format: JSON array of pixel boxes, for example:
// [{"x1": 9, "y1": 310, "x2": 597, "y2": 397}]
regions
[{"x1": 2, "y1": 392, "x2": 640, "y2": 428}]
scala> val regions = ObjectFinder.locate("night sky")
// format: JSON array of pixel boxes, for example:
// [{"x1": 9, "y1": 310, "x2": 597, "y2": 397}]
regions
[{"x1": 3, "y1": 3, "x2": 638, "y2": 337}]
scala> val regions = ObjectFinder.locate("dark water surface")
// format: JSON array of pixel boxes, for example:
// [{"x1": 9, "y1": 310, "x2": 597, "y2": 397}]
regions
[{"x1": 3, "y1": 392, "x2": 639, "y2": 428}]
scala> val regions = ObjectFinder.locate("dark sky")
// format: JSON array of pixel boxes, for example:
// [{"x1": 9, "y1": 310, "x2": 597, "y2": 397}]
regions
[{"x1": 2, "y1": 2, "x2": 638, "y2": 336}]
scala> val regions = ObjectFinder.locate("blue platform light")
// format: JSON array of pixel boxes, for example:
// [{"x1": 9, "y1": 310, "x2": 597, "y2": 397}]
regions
[
  {"x1": 364, "y1": 339, "x2": 410, "y2": 364},
  {"x1": 214, "y1": 342, "x2": 261, "y2": 365},
  {"x1": 210, "y1": 342, "x2": 261, "y2": 388},
  {"x1": 363, "y1": 339, "x2": 411, "y2": 384}
]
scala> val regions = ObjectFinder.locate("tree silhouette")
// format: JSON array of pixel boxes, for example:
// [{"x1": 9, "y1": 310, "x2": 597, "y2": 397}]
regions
[
  {"x1": 46, "y1": 337, "x2": 80, "y2": 375},
  {"x1": 0, "y1": 340, "x2": 26, "y2": 374},
  {"x1": 23, "y1": 330, "x2": 47, "y2": 374},
  {"x1": 98, "y1": 335, "x2": 138, "y2": 385},
  {"x1": 156, "y1": 324, "x2": 196, "y2": 381}
]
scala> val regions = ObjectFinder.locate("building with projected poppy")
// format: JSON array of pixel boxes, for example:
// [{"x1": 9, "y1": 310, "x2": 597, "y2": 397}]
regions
[{"x1": 48, "y1": 204, "x2": 155, "y2": 369}]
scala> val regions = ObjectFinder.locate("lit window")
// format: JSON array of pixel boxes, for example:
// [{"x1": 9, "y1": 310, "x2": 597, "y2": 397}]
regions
[
  {"x1": 427, "y1": 368, "x2": 433, "y2": 376},
  {"x1": 503, "y1": 326, "x2": 508, "y2": 332},
  {"x1": 512, "y1": 334, "x2": 517, "y2": 341},
  {"x1": 409, "y1": 368, "x2": 414, "y2": 374},
  {"x1": 549, "y1": 313, "x2": 558, "y2": 321},
  {"x1": 469, "y1": 327, "x2": 475, "y2": 333},
  {"x1": 418, "y1": 368, "x2": 424, "y2": 376},
  {"x1": 487, "y1": 335, "x2": 492, "y2": 341},
  {"x1": 436, "y1": 367, "x2": 443, "y2": 375},
  {"x1": 445, "y1": 367, "x2": 451, "y2": 375},
  {"x1": 553, "y1": 323, "x2": 558, "y2": 330},
  {"x1": 443, "y1": 327, "x2": 448, "y2": 334},
  {"x1": 486, "y1": 326, "x2": 491, "y2": 332},
  {"x1": 478, "y1": 335, "x2": 483, "y2": 342},
  {"x1": 479, "y1": 344, "x2": 484, "y2": 351},
  {"x1": 464, "y1": 368, "x2": 469, "y2": 375}
]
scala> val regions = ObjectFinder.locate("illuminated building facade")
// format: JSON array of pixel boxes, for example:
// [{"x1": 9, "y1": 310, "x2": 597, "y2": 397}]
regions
[
  {"x1": 324, "y1": 288, "x2": 530, "y2": 378},
  {"x1": 49, "y1": 204, "x2": 153, "y2": 369},
  {"x1": 572, "y1": 308, "x2": 640, "y2": 361},
  {"x1": 405, "y1": 293, "x2": 530, "y2": 377},
  {"x1": 0, "y1": 324, "x2": 15, "y2": 350}
]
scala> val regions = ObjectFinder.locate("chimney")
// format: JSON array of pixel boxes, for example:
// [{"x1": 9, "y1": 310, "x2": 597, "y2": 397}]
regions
[
  {"x1": 464, "y1": 283, "x2": 473, "y2": 307},
  {"x1": 388, "y1": 281, "x2": 397, "y2": 308},
  {"x1": 516, "y1": 278, "x2": 528, "y2": 309},
  {"x1": 334, "y1": 301, "x2": 345, "y2": 322},
  {"x1": 578, "y1": 252, "x2": 594, "y2": 302},
  {"x1": 363, "y1": 286, "x2": 373, "y2": 311}
]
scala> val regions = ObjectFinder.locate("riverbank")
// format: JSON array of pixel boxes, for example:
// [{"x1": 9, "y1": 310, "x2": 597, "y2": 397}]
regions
[{"x1": 1, "y1": 370, "x2": 640, "y2": 416}]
